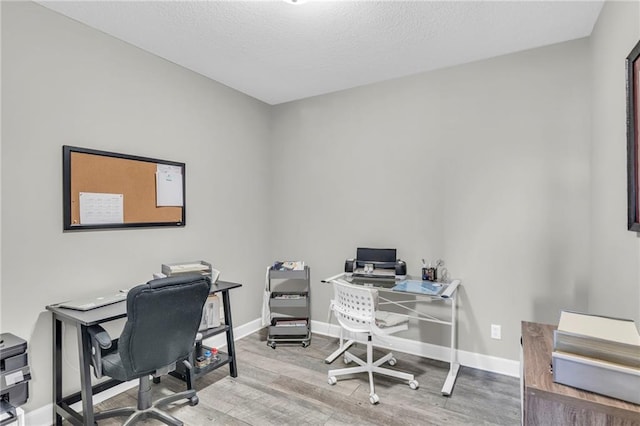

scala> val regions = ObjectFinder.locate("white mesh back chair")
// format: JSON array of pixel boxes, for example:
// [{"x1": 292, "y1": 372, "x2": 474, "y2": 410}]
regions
[{"x1": 327, "y1": 279, "x2": 419, "y2": 404}]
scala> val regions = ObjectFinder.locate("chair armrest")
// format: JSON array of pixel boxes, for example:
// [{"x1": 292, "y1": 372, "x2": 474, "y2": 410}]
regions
[
  {"x1": 87, "y1": 325, "x2": 112, "y2": 379},
  {"x1": 88, "y1": 325, "x2": 112, "y2": 349}
]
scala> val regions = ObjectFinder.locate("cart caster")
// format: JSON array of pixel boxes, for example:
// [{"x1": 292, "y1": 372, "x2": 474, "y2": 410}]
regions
[
  {"x1": 301, "y1": 341, "x2": 309, "y2": 348},
  {"x1": 388, "y1": 357, "x2": 397, "y2": 366},
  {"x1": 268, "y1": 342, "x2": 276, "y2": 349},
  {"x1": 369, "y1": 394, "x2": 379, "y2": 405},
  {"x1": 328, "y1": 376, "x2": 337, "y2": 385},
  {"x1": 409, "y1": 380, "x2": 419, "y2": 390},
  {"x1": 189, "y1": 395, "x2": 199, "y2": 406}
]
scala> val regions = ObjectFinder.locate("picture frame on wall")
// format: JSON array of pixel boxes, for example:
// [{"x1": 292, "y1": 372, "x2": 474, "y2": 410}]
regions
[{"x1": 626, "y1": 40, "x2": 640, "y2": 232}]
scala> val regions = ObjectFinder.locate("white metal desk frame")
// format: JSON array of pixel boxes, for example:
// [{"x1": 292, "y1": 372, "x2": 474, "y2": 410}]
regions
[{"x1": 322, "y1": 273, "x2": 461, "y2": 396}]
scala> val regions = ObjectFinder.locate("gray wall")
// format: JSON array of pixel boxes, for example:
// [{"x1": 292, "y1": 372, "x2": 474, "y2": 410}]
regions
[
  {"x1": 589, "y1": 0, "x2": 640, "y2": 320},
  {"x1": 3, "y1": 0, "x2": 640, "y2": 419},
  {"x1": 1, "y1": 1, "x2": 271, "y2": 411},
  {"x1": 270, "y1": 39, "x2": 592, "y2": 360}
]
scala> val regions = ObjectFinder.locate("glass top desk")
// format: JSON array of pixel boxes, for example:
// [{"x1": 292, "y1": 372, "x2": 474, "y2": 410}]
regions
[
  {"x1": 322, "y1": 273, "x2": 461, "y2": 396},
  {"x1": 46, "y1": 280, "x2": 242, "y2": 426}
]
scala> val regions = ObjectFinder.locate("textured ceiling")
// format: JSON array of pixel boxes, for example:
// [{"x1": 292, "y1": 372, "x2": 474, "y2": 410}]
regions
[{"x1": 37, "y1": 0, "x2": 604, "y2": 105}]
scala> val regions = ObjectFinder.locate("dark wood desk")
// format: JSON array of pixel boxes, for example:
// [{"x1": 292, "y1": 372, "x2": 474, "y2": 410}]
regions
[
  {"x1": 46, "y1": 280, "x2": 242, "y2": 426},
  {"x1": 521, "y1": 321, "x2": 640, "y2": 426}
]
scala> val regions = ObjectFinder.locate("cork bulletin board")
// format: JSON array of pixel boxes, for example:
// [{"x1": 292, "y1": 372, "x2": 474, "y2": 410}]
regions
[{"x1": 63, "y1": 146, "x2": 186, "y2": 230}]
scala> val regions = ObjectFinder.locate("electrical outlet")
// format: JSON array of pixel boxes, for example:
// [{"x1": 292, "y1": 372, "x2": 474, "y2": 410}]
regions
[{"x1": 491, "y1": 324, "x2": 501, "y2": 340}]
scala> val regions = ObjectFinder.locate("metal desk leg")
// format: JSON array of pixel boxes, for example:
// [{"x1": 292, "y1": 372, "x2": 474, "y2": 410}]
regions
[
  {"x1": 221, "y1": 290, "x2": 238, "y2": 378},
  {"x1": 77, "y1": 325, "x2": 95, "y2": 425},
  {"x1": 441, "y1": 290, "x2": 460, "y2": 396},
  {"x1": 184, "y1": 355, "x2": 195, "y2": 391},
  {"x1": 53, "y1": 317, "x2": 63, "y2": 426}
]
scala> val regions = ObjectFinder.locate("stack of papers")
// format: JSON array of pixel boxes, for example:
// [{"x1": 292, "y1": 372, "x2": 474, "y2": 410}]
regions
[
  {"x1": 274, "y1": 319, "x2": 307, "y2": 327},
  {"x1": 168, "y1": 263, "x2": 209, "y2": 273},
  {"x1": 554, "y1": 311, "x2": 640, "y2": 368},
  {"x1": 552, "y1": 310, "x2": 640, "y2": 404},
  {"x1": 273, "y1": 261, "x2": 305, "y2": 271}
]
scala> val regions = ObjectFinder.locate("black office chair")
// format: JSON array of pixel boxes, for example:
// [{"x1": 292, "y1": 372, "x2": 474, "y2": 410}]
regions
[{"x1": 87, "y1": 274, "x2": 211, "y2": 426}]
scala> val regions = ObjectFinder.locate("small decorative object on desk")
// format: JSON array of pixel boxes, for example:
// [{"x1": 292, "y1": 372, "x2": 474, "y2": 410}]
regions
[
  {"x1": 439, "y1": 267, "x2": 450, "y2": 283},
  {"x1": 421, "y1": 259, "x2": 429, "y2": 280},
  {"x1": 422, "y1": 258, "x2": 445, "y2": 281}
]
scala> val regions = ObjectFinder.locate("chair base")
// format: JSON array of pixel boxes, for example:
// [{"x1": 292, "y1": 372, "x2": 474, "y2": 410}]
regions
[
  {"x1": 327, "y1": 336, "x2": 419, "y2": 404},
  {"x1": 94, "y1": 375, "x2": 198, "y2": 425}
]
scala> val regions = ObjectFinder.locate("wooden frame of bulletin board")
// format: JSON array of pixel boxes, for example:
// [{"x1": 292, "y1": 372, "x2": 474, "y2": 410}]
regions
[{"x1": 63, "y1": 145, "x2": 186, "y2": 231}]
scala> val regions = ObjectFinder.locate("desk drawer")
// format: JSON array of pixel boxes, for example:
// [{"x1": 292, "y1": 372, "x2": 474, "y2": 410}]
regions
[
  {"x1": 0, "y1": 381, "x2": 28, "y2": 407},
  {"x1": 1, "y1": 353, "x2": 27, "y2": 373}
]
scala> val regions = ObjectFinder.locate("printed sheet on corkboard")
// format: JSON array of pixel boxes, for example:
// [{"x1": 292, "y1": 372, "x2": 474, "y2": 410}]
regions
[{"x1": 63, "y1": 146, "x2": 185, "y2": 230}]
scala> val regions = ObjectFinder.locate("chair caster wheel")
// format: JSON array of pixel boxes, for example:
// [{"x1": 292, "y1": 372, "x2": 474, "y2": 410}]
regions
[
  {"x1": 343, "y1": 355, "x2": 352, "y2": 364},
  {"x1": 369, "y1": 394, "x2": 379, "y2": 404},
  {"x1": 409, "y1": 380, "x2": 419, "y2": 390},
  {"x1": 189, "y1": 395, "x2": 199, "y2": 406},
  {"x1": 388, "y1": 357, "x2": 397, "y2": 366},
  {"x1": 328, "y1": 376, "x2": 337, "y2": 385}
]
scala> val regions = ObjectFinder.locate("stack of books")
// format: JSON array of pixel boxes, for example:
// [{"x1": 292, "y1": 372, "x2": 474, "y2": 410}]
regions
[
  {"x1": 552, "y1": 310, "x2": 640, "y2": 404},
  {"x1": 162, "y1": 261, "x2": 212, "y2": 277}
]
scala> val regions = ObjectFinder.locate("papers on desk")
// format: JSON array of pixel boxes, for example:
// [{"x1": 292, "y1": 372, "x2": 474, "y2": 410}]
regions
[
  {"x1": 375, "y1": 311, "x2": 409, "y2": 327},
  {"x1": 554, "y1": 311, "x2": 640, "y2": 368},
  {"x1": 392, "y1": 280, "x2": 443, "y2": 296},
  {"x1": 551, "y1": 310, "x2": 640, "y2": 404},
  {"x1": 557, "y1": 310, "x2": 640, "y2": 346}
]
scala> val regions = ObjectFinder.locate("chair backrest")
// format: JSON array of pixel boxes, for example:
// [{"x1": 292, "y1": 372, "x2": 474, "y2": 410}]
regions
[
  {"x1": 118, "y1": 274, "x2": 211, "y2": 376},
  {"x1": 331, "y1": 279, "x2": 379, "y2": 334}
]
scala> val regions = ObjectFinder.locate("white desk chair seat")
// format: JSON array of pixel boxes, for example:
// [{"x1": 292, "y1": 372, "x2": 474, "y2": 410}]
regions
[{"x1": 327, "y1": 279, "x2": 419, "y2": 404}]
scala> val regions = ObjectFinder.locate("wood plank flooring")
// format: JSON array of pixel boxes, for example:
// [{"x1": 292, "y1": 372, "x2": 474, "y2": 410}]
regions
[{"x1": 90, "y1": 330, "x2": 521, "y2": 425}]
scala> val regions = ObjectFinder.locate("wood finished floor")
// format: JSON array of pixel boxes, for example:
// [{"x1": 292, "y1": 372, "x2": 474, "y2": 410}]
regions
[{"x1": 91, "y1": 330, "x2": 521, "y2": 425}]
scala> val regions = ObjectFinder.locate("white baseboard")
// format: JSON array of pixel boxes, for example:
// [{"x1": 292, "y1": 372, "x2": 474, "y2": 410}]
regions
[
  {"x1": 26, "y1": 319, "x2": 265, "y2": 425},
  {"x1": 201, "y1": 318, "x2": 262, "y2": 350},
  {"x1": 309, "y1": 320, "x2": 520, "y2": 378},
  {"x1": 210, "y1": 318, "x2": 519, "y2": 378},
  {"x1": 25, "y1": 317, "x2": 518, "y2": 425},
  {"x1": 24, "y1": 380, "x2": 138, "y2": 426}
]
